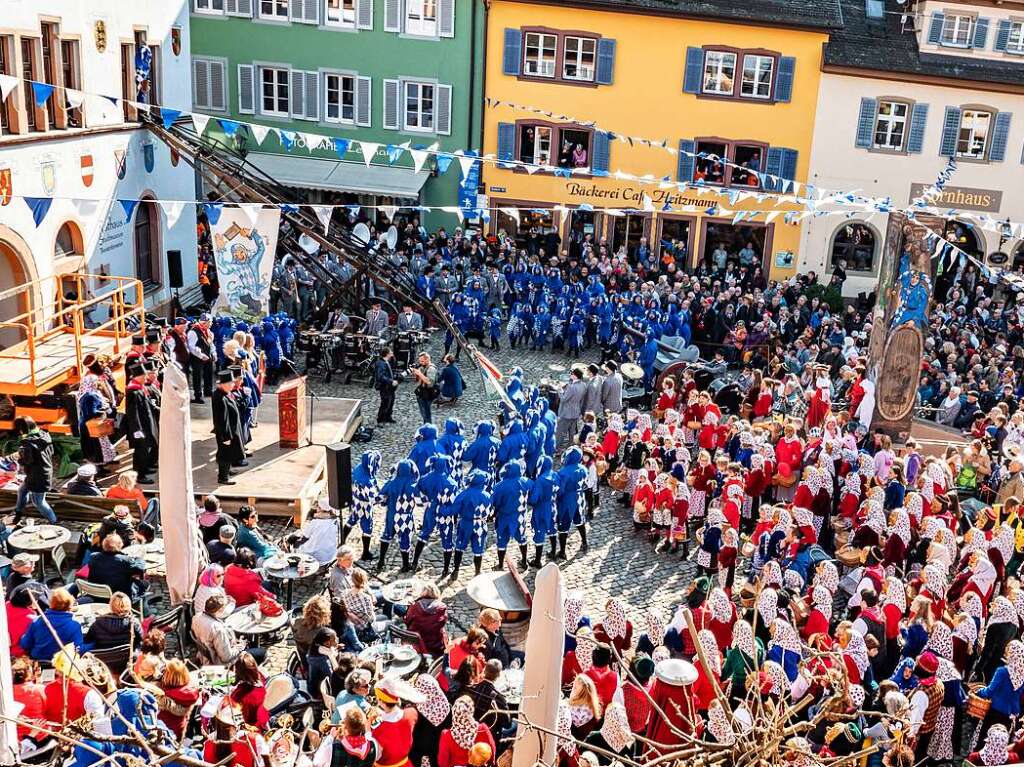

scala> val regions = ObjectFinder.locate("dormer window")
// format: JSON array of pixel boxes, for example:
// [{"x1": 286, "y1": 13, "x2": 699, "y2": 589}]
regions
[{"x1": 941, "y1": 14, "x2": 974, "y2": 47}]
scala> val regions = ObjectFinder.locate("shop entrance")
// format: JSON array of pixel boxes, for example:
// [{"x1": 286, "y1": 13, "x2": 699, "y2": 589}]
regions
[
  {"x1": 565, "y1": 209, "x2": 602, "y2": 261},
  {"x1": 656, "y1": 216, "x2": 694, "y2": 271},
  {"x1": 494, "y1": 206, "x2": 558, "y2": 254},
  {"x1": 700, "y1": 222, "x2": 768, "y2": 273},
  {"x1": 611, "y1": 213, "x2": 650, "y2": 260}
]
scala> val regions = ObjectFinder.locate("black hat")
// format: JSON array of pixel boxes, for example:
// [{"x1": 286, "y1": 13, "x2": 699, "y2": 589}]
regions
[
  {"x1": 131, "y1": 335, "x2": 144, "y2": 346},
  {"x1": 631, "y1": 654, "x2": 656, "y2": 684},
  {"x1": 154, "y1": 318, "x2": 168, "y2": 328},
  {"x1": 145, "y1": 329, "x2": 161, "y2": 344},
  {"x1": 967, "y1": 390, "x2": 980, "y2": 399},
  {"x1": 127, "y1": 363, "x2": 146, "y2": 379},
  {"x1": 228, "y1": 365, "x2": 243, "y2": 379},
  {"x1": 216, "y1": 370, "x2": 234, "y2": 385}
]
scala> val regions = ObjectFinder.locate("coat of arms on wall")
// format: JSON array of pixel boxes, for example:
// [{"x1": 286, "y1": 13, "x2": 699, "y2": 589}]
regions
[{"x1": 94, "y1": 20, "x2": 107, "y2": 53}]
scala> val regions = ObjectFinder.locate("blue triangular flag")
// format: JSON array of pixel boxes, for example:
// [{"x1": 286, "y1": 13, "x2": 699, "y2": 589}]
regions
[
  {"x1": 203, "y1": 202, "x2": 224, "y2": 226},
  {"x1": 119, "y1": 199, "x2": 139, "y2": 220},
  {"x1": 31, "y1": 82, "x2": 54, "y2": 107},
  {"x1": 333, "y1": 138, "x2": 351, "y2": 159},
  {"x1": 279, "y1": 130, "x2": 296, "y2": 151},
  {"x1": 160, "y1": 108, "x2": 182, "y2": 129},
  {"x1": 386, "y1": 144, "x2": 403, "y2": 164},
  {"x1": 218, "y1": 118, "x2": 241, "y2": 137},
  {"x1": 23, "y1": 197, "x2": 52, "y2": 227},
  {"x1": 102, "y1": 95, "x2": 119, "y2": 106},
  {"x1": 281, "y1": 204, "x2": 299, "y2": 215},
  {"x1": 435, "y1": 154, "x2": 454, "y2": 174}
]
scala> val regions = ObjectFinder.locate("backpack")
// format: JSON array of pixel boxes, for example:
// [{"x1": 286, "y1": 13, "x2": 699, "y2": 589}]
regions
[{"x1": 956, "y1": 465, "x2": 978, "y2": 490}]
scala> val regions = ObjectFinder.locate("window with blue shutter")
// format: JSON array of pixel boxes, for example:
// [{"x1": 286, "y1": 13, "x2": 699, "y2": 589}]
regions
[
  {"x1": 497, "y1": 122, "x2": 515, "y2": 166},
  {"x1": 780, "y1": 149, "x2": 798, "y2": 186},
  {"x1": 591, "y1": 132, "x2": 610, "y2": 175},
  {"x1": 928, "y1": 13, "x2": 945, "y2": 43},
  {"x1": 596, "y1": 39, "x2": 616, "y2": 85},
  {"x1": 939, "y1": 106, "x2": 961, "y2": 156},
  {"x1": 990, "y1": 112, "x2": 1012, "y2": 161},
  {"x1": 973, "y1": 17, "x2": 990, "y2": 48},
  {"x1": 677, "y1": 139, "x2": 695, "y2": 182},
  {"x1": 995, "y1": 20, "x2": 1012, "y2": 51},
  {"x1": 764, "y1": 147, "x2": 784, "y2": 191},
  {"x1": 855, "y1": 97, "x2": 877, "y2": 148},
  {"x1": 503, "y1": 29, "x2": 522, "y2": 76},
  {"x1": 907, "y1": 103, "x2": 929, "y2": 153},
  {"x1": 683, "y1": 47, "x2": 703, "y2": 94},
  {"x1": 774, "y1": 56, "x2": 795, "y2": 103}
]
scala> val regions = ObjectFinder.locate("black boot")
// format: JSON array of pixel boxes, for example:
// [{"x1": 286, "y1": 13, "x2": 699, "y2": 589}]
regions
[
  {"x1": 375, "y1": 541, "x2": 390, "y2": 572},
  {"x1": 341, "y1": 526, "x2": 351, "y2": 545},
  {"x1": 547, "y1": 536, "x2": 558, "y2": 560},
  {"x1": 519, "y1": 544, "x2": 530, "y2": 569},
  {"x1": 557, "y1": 533, "x2": 568, "y2": 560},
  {"x1": 495, "y1": 549, "x2": 506, "y2": 571},
  {"x1": 400, "y1": 550, "x2": 412, "y2": 573},
  {"x1": 449, "y1": 551, "x2": 463, "y2": 581},
  {"x1": 473, "y1": 555, "x2": 483, "y2": 576},
  {"x1": 577, "y1": 525, "x2": 589, "y2": 553},
  {"x1": 360, "y1": 535, "x2": 373, "y2": 561},
  {"x1": 412, "y1": 540, "x2": 426, "y2": 570},
  {"x1": 655, "y1": 536, "x2": 670, "y2": 553},
  {"x1": 440, "y1": 551, "x2": 453, "y2": 579},
  {"x1": 531, "y1": 546, "x2": 543, "y2": 568}
]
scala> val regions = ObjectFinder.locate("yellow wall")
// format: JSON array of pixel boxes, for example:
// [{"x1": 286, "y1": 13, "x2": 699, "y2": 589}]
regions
[{"x1": 482, "y1": 0, "x2": 829, "y2": 276}]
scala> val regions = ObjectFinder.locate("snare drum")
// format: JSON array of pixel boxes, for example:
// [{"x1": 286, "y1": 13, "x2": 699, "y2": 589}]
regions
[{"x1": 836, "y1": 546, "x2": 865, "y2": 567}]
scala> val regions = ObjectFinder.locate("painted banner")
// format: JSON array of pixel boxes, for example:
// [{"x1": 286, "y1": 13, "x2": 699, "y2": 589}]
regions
[{"x1": 211, "y1": 206, "x2": 281, "y2": 318}]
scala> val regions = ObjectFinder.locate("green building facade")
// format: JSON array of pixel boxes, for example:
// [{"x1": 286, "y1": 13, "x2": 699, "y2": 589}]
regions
[{"x1": 189, "y1": 0, "x2": 485, "y2": 229}]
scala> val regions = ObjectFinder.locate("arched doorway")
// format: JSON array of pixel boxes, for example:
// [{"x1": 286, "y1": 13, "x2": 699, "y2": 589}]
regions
[
  {"x1": 54, "y1": 221, "x2": 84, "y2": 260},
  {"x1": 830, "y1": 221, "x2": 878, "y2": 274},
  {"x1": 943, "y1": 219, "x2": 984, "y2": 258},
  {"x1": 133, "y1": 198, "x2": 160, "y2": 288},
  {"x1": 0, "y1": 240, "x2": 30, "y2": 349}
]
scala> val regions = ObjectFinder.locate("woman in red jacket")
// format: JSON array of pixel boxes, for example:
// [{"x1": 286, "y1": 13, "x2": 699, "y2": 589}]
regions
[
  {"x1": 774, "y1": 423, "x2": 803, "y2": 472},
  {"x1": 438, "y1": 697, "x2": 495, "y2": 767},
  {"x1": 689, "y1": 450, "x2": 716, "y2": 524},
  {"x1": 802, "y1": 586, "x2": 832, "y2": 641},
  {"x1": 223, "y1": 550, "x2": 274, "y2": 608}
]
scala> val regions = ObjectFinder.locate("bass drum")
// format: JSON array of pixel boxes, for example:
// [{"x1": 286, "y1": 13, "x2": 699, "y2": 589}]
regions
[
  {"x1": 714, "y1": 382, "x2": 743, "y2": 415},
  {"x1": 655, "y1": 361, "x2": 692, "y2": 393}
]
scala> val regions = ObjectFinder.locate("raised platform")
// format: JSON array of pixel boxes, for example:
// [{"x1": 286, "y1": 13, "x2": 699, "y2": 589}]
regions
[
  {"x1": 149, "y1": 393, "x2": 362, "y2": 519},
  {"x1": 910, "y1": 418, "x2": 968, "y2": 458}
]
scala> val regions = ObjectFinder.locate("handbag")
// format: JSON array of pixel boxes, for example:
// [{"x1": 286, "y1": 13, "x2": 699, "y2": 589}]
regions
[
  {"x1": 595, "y1": 457, "x2": 609, "y2": 477},
  {"x1": 608, "y1": 467, "x2": 628, "y2": 491},
  {"x1": 86, "y1": 417, "x2": 114, "y2": 438},
  {"x1": 255, "y1": 591, "x2": 284, "y2": 617},
  {"x1": 633, "y1": 500, "x2": 651, "y2": 524}
]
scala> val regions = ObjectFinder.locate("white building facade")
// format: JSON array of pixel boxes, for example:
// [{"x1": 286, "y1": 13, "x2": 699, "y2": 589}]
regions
[
  {"x1": 0, "y1": 0, "x2": 197, "y2": 322},
  {"x1": 801, "y1": 0, "x2": 1024, "y2": 298}
]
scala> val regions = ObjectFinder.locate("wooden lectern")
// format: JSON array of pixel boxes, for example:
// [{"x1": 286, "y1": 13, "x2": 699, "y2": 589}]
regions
[{"x1": 277, "y1": 376, "x2": 307, "y2": 448}]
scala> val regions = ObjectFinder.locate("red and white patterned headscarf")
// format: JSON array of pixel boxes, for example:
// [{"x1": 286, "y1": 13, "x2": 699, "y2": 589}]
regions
[
  {"x1": 556, "y1": 701, "x2": 577, "y2": 756},
  {"x1": 1005, "y1": 639, "x2": 1024, "y2": 689},
  {"x1": 757, "y1": 587, "x2": 779, "y2": 627},
  {"x1": 843, "y1": 632, "x2": 869, "y2": 676},
  {"x1": 644, "y1": 607, "x2": 665, "y2": 644},
  {"x1": 904, "y1": 493, "x2": 923, "y2": 525},
  {"x1": 697, "y1": 629, "x2": 721, "y2": 675},
  {"x1": 732, "y1": 619, "x2": 756, "y2": 659},
  {"x1": 979, "y1": 724, "x2": 1010, "y2": 766},
  {"x1": 448, "y1": 697, "x2": 479, "y2": 750},
  {"x1": 575, "y1": 629, "x2": 595, "y2": 672},
  {"x1": 926, "y1": 621, "x2": 953, "y2": 660},
  {"x1": 814, "y1": 561, "x2": 839, "y2": 594},
  {"x1": 415, "y1": 674, "x2": 451, "y2": 727},
  {"x1": 887, "y1": 509, "x2": 912, "y2": 545},
  {"x1": 761, "y1": 560, "x2": 783, "y2": 588},
  {"x1": 708, "y1": 588, "x2": 733, "y2": 623},
  {"x1": 600, "y1": 702, "x2": 635, "y2": 752},
  {"x1": 564, "y1": 592, "x2": 585, "y2": 632},
  {"x1": 770, "y1": 618, "x2": 802, "y2": 655},
  {"x1": 707, "y1": 700, "x2": 735, "y2": 745},
  {"x1": 603, "y1": 598, "x2": 628, "y2": 641},
  {"x1": 811, "y1": 586, "x2": 832, "y2": 622},
  {"x1": 881, "y1": 576, "x2": 907, "y2": 615}
]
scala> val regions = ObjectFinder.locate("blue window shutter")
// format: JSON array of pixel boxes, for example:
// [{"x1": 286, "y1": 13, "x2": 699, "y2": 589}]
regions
[
  {"x1": 928, "y1": 12, "x2": 945, "y2": 44},
  {"x1": 907, "y1": 103, "x2": 929, "y2": 153},
  {"x1": 592, "y1": 132, "x2": 610, "y2": 174},
  {"x1": 683, "y1": 47, "x2": 703, "y2": 93},
  {"x1": 990, "y1": 112, "x2": 1012, "y2": 161},
  {"x1": 780, "y1": 148, "x2": 799, "y2": 185},
  {"x1": 855, "y1": 97, "x2": 878, "y2": 148},
  {"x1": 995, "y1": 20, "x2": 1011, "y2": 52},
  {"x1": 973, "y1": 17, "x2": 990, "y2": 48},
  {"x1": 502, "y1": 29, "x2": 522, "y2": 76},
  {"x1": 939, "y1": 106, "x2": 961, "y2": 156},
  {"x1": 497, "y1": 122, "x2": 515, "y2": 164},
  {"x1": 596, "y1": 38, "x2": 616, "y2": 85},
  {"x1": 764, "y1": 147, "x2": 784, "y2": 191},
  {"x1": 775, "y1": 56, "x2": 796, "y2": 102},
  {"x1": 677, "y1": 139, "x2": 695, "y2": 182}
]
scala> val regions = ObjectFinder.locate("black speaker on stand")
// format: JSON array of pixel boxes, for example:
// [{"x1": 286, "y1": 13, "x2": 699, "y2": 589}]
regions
[
  {"x1": 326, "y1": 442, "x2": 353, "y2": 511},
  {"x1": 167, "y1": 249, "x2": 184, "y2": 322}
]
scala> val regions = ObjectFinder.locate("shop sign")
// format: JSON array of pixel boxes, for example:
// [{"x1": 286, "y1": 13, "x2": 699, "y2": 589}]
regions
[
  {"x1": 564, "y1": 181, "x2": 715, "y2": 209},
  {"x1": 988, "y1": 252, "x2": 1010, "y2": 266},
  {"x1": 908, "y1": 184, "x2": 1002, "y2": 213},
  {"x1": 774, "y1": 250, "x2": 794, "y2": 268}
]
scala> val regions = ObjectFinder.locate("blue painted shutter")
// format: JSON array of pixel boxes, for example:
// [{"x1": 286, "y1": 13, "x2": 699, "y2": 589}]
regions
[
  {"x1": 907, "y1": 103, "x2": 929, "y2": 153},
  {"x1": 780, "y1": 149, "x2": 798, "y2": 187},
  {"x1": 973, "y1": 17, "x2": 990, "y2": 48},
  {"x1": 683, "y1": 47, "x2": 703, "y2": 93},
  {"x1": 503, "y1": 29, "x2": 522, "y2": 76},
  {"x1": 591, "y1": 132, "x2": 610, "y2": 174},
  {"x1": 928, "y1": 12, "x2": 945, "y2": 44},
  {"x1": 764, "y1": 147, "x2": 784, "y2": 191},
  {"x1": 677, "y1": 139, "x2": 695, "y2": 182},
  {"x1": 990, "y1": 112, "x2": 1012, "y2": 161},
  {"x1": 596, "y1": 38, "x2": 616, "y2": 85},
  {"x1": 775, "y1": 56, "x2": 796, "y2": 103},
  {"x1": 995, "y1": 20, "x2": 1012, "y2": 51},
  {"x1": 855, "y1": 97, "x2": 877, "y2": 148},
  {"x1": 497, "y1": 122, "x2": 515, "y2": 165},
  {"x1": 939, "y1": 106, "x2": 961, "y2": 156}
]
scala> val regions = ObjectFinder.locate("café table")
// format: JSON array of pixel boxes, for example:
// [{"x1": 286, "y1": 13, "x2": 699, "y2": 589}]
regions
[
  {"x1": 358, "y1": 642, "x2": 422, "y2": 679},
  {"x1": 380, "y1": 577, "x2": 428, "y2": 608},
  {"x1": 123, "y1": 539, "x2": 166, "y2": 577},
  {"x1": 225, "y1": 603, "x2": 290, "y2": 646},
  {"x1": 8, "y1": 524, "x2": 71, "y2": 579},
  {"x1": 495, "y1": 667, "x2": 525, "y2": 706},
  {"x1": 262, "y1": 553, "x2": 320, "y2": 610},
  {"x1": 71, "y1": 601, "x2": 109, "y2": 630}
]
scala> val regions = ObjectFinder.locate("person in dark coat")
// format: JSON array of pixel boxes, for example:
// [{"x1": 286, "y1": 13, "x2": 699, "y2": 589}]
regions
[
  {"x1": 403, "y1": 584, "x2": 449, "y2": 656},
  {"x1": 212, "y1": 370, "x2": 245, "y2": 484},
  {"x1": 124, "y1": 364, "x2": 158, "y2": 483},
  {"x1": 86, "y1": 534, "x2": 147, "y2": 600},
  {"x1": 467, "y1": 660, "x2": 511, "y2": 746},
  {"x1": 11, "y1": 416, "x2": 57, "y2": 523},
  {"x1": 84, "y1": 591, "x2": 143, "y2": 649},
  {"x1": 375, "y1": 349, "x2": 398, "y2": 425},
  {"x1": 437, "y1": 355, "x2": 466, "y2": 405}
]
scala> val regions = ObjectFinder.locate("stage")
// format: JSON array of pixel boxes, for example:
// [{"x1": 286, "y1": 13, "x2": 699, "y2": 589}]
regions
[
  {"x1": 909, "y1": 418, "x2": 968, "y2": 458},
  {"x1": 143, "y1": 393, "x2": 362, "y2": 519}
]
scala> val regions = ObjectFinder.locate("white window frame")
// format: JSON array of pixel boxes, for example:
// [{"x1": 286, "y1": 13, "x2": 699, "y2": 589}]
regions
[
  {"x1": 740, "y1": 54, "x2": 773, "y2": 100},
  {"x1": 195, "y1": 0, "x2": 226, "y2": 15},
  {"x1": 523, "y1": 32, "x2": 557, "y2": 78},
  {"x1": 873, "y1": 100, "x2": 910, "y2": 151},
  {"x1": 403, "y1": 80, "x2": 435, "y2": 132},
  {"x1": 562, "y1": 36, "x2": 597, "y2": 82},
  {"x1": 258, "y1": 0, "x2": 289, "y2": 21},
  {"x1": 1008, "y1": 20, "x2": 1024, "y2": 53},
  {"x1": 520, "y1": 125, "x2": 553, "y2": 165},
  {"x1": 325, "y1": 0, "x2": 357, "y2": 28},
  {"x1": 702, "y1": 51, "x2": 736, "y2": 96},
  {"x1": 956, "y1": 109, "x2": 992, "y2": 159},
  {"x1": 940, "y1": 13, "x2": 974, "y2": 47},
  {"x1": 323, "y1": 71, "x2": 356, "y2": 124},
  {"x1": 259, "y1": 65, "x2": 290, "y2": 117},
  {"x1": 405, "y1": 0, "x2": 438, "y2": 37}
]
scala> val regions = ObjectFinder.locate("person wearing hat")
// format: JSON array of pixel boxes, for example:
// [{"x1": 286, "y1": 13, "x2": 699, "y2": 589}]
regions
[
  {"x1": 187, "y1": 314, "x2": 215, "y2": 404},
  {"x1": 365, "y1": 300, "x2": 390, "y2": 338},
  {"x1": 125, "y1": 334, "x2": 146, "y2": 363},
  {"x1": 213, "y1": 369, "x2": 245, "y2": 485},
  {"x1": 165, "y1": 317, "x2": 191, "y2": 375},
  {"x1": 124, "y1": 363, "x2": 158, "y2": 483},
  {"x1": 371, "y1": 675, "x2": 423, "y2": 767},
  {"x1": 907, "y1": 651, "x2": 943, "y2": 761},
  {"x1": 620, "y1": 654, "x2": 656, "y2": 733},
  {"x1": 61, "y1": 462, "x2": 102, "y2": 496},
  {"x1": 600, "y1": 360, "x2": 623, "y2": 414},
  {"x1": 207, "y1": 525, "x2": 238, "y2": 567},
  {"x1": 143, "y1": 328, "x2": 166, "y2": 368},
  {"x1": 4, "y1": 552, "x2": 40, "y2": 595}
]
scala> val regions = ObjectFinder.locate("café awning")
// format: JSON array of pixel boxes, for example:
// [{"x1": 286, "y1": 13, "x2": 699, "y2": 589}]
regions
[{"x1": 246, "y1": 153, "x2": 429, "y2": 199}]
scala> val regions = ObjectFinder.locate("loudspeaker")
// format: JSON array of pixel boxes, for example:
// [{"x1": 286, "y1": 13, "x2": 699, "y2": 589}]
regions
[
  {"x1": 326, "y1": 442, "x2": 353, "y2": 510},
  {"x1": 167, "y1": 249, "x2": 183, "y2": 289}
]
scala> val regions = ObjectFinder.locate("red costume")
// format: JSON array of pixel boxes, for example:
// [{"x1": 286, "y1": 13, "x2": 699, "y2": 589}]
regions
[
  {"x1": 372, "y1": 708, "x2": 418, "y2": 767},
  {"x1": 775, "y1": 437, "x2": 803, "y2": 471},
  {"x1": 438, "y1": 724, "x2": 495, "y2": 767}
]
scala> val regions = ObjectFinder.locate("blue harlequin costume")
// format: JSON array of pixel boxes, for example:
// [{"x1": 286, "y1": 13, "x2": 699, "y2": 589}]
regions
[
  {"x1": 438, "y1": 417, "x2": 467, "y2": 489},
  {"x1": 555, "y1": 446, "x2": 589, "y2": 558},
  {"x1": 347, "y1": 450, "x2": 382, "y2": 560},
  {"x1": 492, "y1": 460, "x2": 531, "y2": 565},
  {"x1": 538, "y1": 397, "x2": 558, "y2": 455},
  {"x1": 378, "y1": 459, "x2": 420, "y2": 571},
  {"x1": 533, "y1": 304, "x2": 552, "y2": 350},
  {"x1": 525, "y1": 409, "x2": 546, "y2": 476},
  {"x1": 463, "y1": 420, "x2": 500, "y2": 488},
  {"x1": 497, "y1": 419, "x2": 529, "y2": 466},
  {"x1": 487, "y1": 309, "x2": 503, "y2": 350},
  {"x1": 414, "y1": 454, "x2": 459, "y2": 573},
  {"x1": 566, "y1": 311, "x2": 586, "y2": 358},
  {"x1": 275, "y1": 313, "x2": 296, "y2": 359},
  {"x1": 451, "y1": 469, "x2": 492, "y2": 578},
  {"x1": 640, "y1": 332, "x2": 658, "y2": 391},
  {"x1": 260, "y1": 318, "x2": 283, "y2": 373},
  {"x1": 408, "y1": 423, "x2": 441, "y2": 476},
  {"x1": 529, "y1": 455, "x2": 558, "y2": 559},
  {"x1": 445, "y1": 294, "x2": 472, "y2": 356}
]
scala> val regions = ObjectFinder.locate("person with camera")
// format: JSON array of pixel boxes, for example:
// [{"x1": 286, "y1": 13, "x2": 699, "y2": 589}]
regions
[
  {"x1": 375, "y1": 349, "x2": 398, "y2": 425},
  {"x1": 411, "y1": 352, "x2": 439, "y2": 425}
]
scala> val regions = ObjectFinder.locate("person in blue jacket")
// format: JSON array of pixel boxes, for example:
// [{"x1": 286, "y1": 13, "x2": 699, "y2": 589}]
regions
[
  {"x1": 345, "y1": 450, "x2": 382, "y2": 562},
  {"x1": 492, "y1": 460, "x2": 531, "y2": 571},
  {"x1": 413, "y1": 454, "x2": 459, "y2": 574},
  {"x1": 524, "y1": 409, "x2": 546, "y2": 477},
  {"x1": 438, "y1": 417, "x2": 466, "y2": 489},
  {"x1": 497, "y1": 419, "x2": 529, "y2": 466},
  {"x1": 973, "y1": 638, "x2": 1024, "y2": 743},
  {"x1": 407, "y1": 423, "x2": 441, "y2": 476},
  {"x1": 20, "y1": 588, "x2": 87, "y2": 661},
  {"x1": 463, "y1": 420, "x2": 500, "y2": 488},
  {"x1": 640, "y1": 331, "x2": 659, "y2": 392},
  {"x1": 529, "y1": 455, "x2": 559, "y2": 567},
  {"x1": 377, "y1": 459, "x2": 420, "y2": 574},
  {"x1": 451, "y1": 469, "x2": 492, "y2": 580},
  {"x1": 486, "y1": 308, "x2": 503, "y2": 351},
  {"x1": 566, "y1": 311, "x2": 586, "y2": 358},
  {"x1": 533, "y1": 304, "x2": 552, "y2": 351},
  {"x1": 538, "y1": 398, "x2": 558, "y2": 456},
  {"x1": 555, "y1": 447, "x2": 589, "y2": 560}
]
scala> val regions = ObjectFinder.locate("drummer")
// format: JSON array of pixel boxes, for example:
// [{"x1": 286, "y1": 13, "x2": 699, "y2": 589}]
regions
[
  {"x1": 397, "y1": 304, "x2": 424, "y2": 333},
  {"x1": 322, "y1": 307, "x2": 351, "y2": 333}
]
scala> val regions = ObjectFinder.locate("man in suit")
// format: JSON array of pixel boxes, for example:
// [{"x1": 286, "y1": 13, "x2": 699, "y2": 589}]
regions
[
  {"x1": 556, "y1": 368, "x2": 587, "y2": 452},
  {"x1": 583, "y1": 363, "x2": 603, "y2": 417},
  {"x1": 124, "y1": 363, "x2": 158, "y2": 483},
  {"x1": 364, "y1": 300, "x2": 389, "y2": 337},
  {"x1": 600, "y1": 360, "x2": 624, "y2": 414},
  {"x1": 375, "y1": 349, "x2": 397, "y2": 425},
  {"x1": 396, "y1": 304, "x2": 423, "y2": 332},
  {"x1": 212, "y1": 369, "x2": 245, "y2": 485},
  {"x1": 435, "y1": 265, "x2": 460, "y2": 309}
]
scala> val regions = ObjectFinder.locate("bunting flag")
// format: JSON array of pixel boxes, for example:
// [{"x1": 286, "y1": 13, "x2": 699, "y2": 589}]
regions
[
  {"x1": 203, "y1": 202, "x2": 224, "y2": 226},
  {"x1": 72, "y1": 198, "x2": 99, "y2": 219},
  {"x1": 159, "y1": 200, "x2": 186, "y2": 229},
  {"x1": 279, "y1": 130, "x2": 296, "y2": 151},
  {"x1": 119, "y1": 199, "x2": 139, "y2": 221},
  {"x1": 249, "y1": 123, "x2": 272, "y2": 145},
  {"x1": 23, "y1": 197, "x2": 52, "y2": 227},
  {"x1": 160, "y1": 107, "x2": 182, "y2": 129},
  {"x1": 409, "y1": 148, "x2": 429, "y2": 174},
  {"x1": 359, "y1": 141, "x2": 380, "y2": 167},
  {"x1": 333, "y1": 138, "x2": 351, "y2": 159},
  {"x1": 65, "y1": 89, "x2": 85, "y2": 110},
  {"x1": 31, "y1": 82, "x2": 54, "y2": 107},
  {"x1": 312, "y1": 205, "x2": 334, "y2": 233},
  {"x1": 435, "y1": 154, "x2": 454, "y2": 175},
  {"x1": 218, "y1": 118, "x2": 241, "y2": 137},
  {"x1": 0, "y1": 74, "x2": 17, "y2": 102},
  {"x1": 302, "y1": 132, "x2": 325, "y2": 151},
  {"x1": 191, "y1": 113, "x2": 211, "y2": 136},
  {"x1": 238, "y1": 203, "x2": 263, "y2": 228}
]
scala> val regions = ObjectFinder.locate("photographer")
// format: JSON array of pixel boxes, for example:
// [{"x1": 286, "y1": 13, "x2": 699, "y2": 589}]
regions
[
  {"x1": 410, "y1": 352, "x2": 439, "y2": 424},
  {"x1": 375, "y1": 349, "x2": 398, "y2": 426}
]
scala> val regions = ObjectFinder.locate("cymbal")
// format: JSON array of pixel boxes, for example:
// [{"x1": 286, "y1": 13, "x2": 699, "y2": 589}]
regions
[
  {"x1": 547, "y1": 364, "x2": 566, "y2": 372},
  {"x1": 621, "y1": 362, "x2": 644, "y2": 379}
]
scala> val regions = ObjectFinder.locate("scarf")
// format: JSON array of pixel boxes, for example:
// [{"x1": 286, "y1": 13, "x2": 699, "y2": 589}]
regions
[
  {"x1": 707, "y1": 700, "x2": 735, "y2": 745},
  {"x1": 814, "y1": 561, "x2": 839, "y2": 594},
  {"x1": 905, "y1": 493, "x2": 923, "y2": 525},
  {"x1": 575, "y1": 632, "x2": 595, "y2": 672},
  {"x1": 599, "y1": 703, "x2": 635, "y2": 752},
  {"x1": 762, "y1": 561, "x2": 783, "y2": 588},
  {"x1": 844, "y1": 632, "x2": 870, "y2": 675},
  {"x1": 415, "y1": 674, "x2": 450, "y2": 726},
  {"x1": 732, "y1": 619, "x2": 756, "y2": 659},
  {"x1": 564, "y1": 592, "x2": 585, "y2": 632},
  {"x1": 926, "y1": 621, "x2": 953, "y2": 660},
  {"x1": 978, "y1": 724, "x2": 1010, "y2": 766},
  {"x1": 882, "y1": 576, "x2": 907, "y2": 614},
  {"x1": 921, "y1": 564, "x2": 948, "y2": 600},
  {"x1": 556, "y1": 701, "x2": 577, "y2": 756},
  {"x1": 644, "y1": 608, "x2": 665, "y2": 643},
  {"x1": 603, "y1": 598, "x2": 628, "y2": 641},
  {"x1": 764, "y1": 660, "x2": 789, "y2": 695},
  {"x1": 970, "y1": 556, "x2": 998, "y2": 597},
  {"x1": 1006, "y1": 640, "x2": 1024, "y2": 689},
  {"x1": 887, "y1": 509, "x2": 912, "y2": 545},
  {"x1": 449, "y1": 697, "x2": 479, "y2": 750},
  {"x1": 770, "y1": 619, "x2": 802, "y2": 654},
  {"x1": 698, "y1": 629, "x2": 722, "y2": 675},
  {"x1": 708, "y1": 588, "x2": 733, "y2": 623},
  {"x1": 812, "y1": 586, "x2": 833, "y2": 622},
  {"x1": 991, "y1": 525, "x2": 1015, "y2": 565}
]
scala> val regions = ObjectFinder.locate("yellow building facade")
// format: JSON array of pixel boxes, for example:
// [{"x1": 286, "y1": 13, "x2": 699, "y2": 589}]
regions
[{"x1": 482, "y1": 0, "x2": 837, "y2": 278}]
